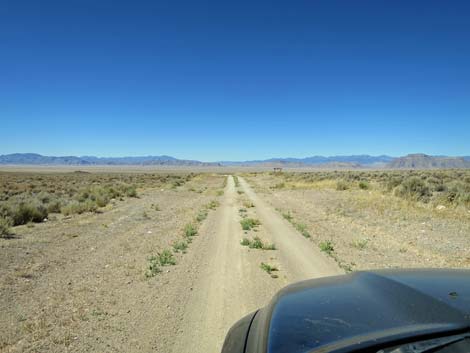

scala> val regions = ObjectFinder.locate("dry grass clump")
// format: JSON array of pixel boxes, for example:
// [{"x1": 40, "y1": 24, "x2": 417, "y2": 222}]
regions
[{"x1": 264, "y1": 170, "x2": 470, "y2": 208}]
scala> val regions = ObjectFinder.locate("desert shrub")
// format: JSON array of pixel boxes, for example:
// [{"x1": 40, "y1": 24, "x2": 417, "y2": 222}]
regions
[
  {"x1": 184, "y1": 223, "x2": 198, "y2": 237},
  {"x1": 172, "y1": 241, "x2": 188, "y2": 253},
  {"x1": 196, "y1": 209, "x2": 208, "y2": 222},
  {"x1": 444, "y1": 181, "x2": 470, "y2": 207},
  {"x1": 395, "y1": 177, "x2": 431, "y2": 202},
  {"x1": 262, "y1": 242, "x2": 276, "y2": 250},
  {"x1": 233, "y1": 176, "x2": 240, "y2": 187},
  {"x1": 242, "y1": 236, "x2": 276, "y2": 250},
  {"x1": 319, "y1": 240, "x2": 334, "y2": 254},
  {"x1": 260, "y1": 262, "x2": 278, "y2": 275},
  {"x1": 243, "y1": 201, "x2": 255, "y2": 208},
  {"x1": 61, "y1": 200, "x2": 97, "y2": 216},
  {"x1": 351, "y1": 239, "x2": 368, "y2": 250},
  {"x1": 6, "y1": 201, "x2": 48, "y2": 225},
  {"x1": 157, "y1": 250, "x2": 176, "y2": 266},
  {"x1": 240, "y1": 238, "x2": 251, "y2": 246},
  {"x1": 122, "y1": 184, "x2": 137, "y2": 198},
  {"x1": 336, "y1": 180, "x2": 350, "y2": 191},
  {"x1": 206, "y1": 200, "x2": 219, "y2": 210},
  {"x1": 384, "y1": 176, "x2": 404, "y2": 192},
  {"x1": 74, "y1": 183, "x2": 137, "y2": 209},
  {"x1": 249, "y1": 236, "x2": 263, "y2": 249},
  {"x1": 358, "y1": 181, "x2": 369, "y2": 190},
  {"x1": 46, "y1": 199, "x2": 63, "y2": 213},
  {"x1": 425, "y1": 176, "x2": 448, "y2": 192},
  {"x1": 240, "y1": 218, "x2": 261, "y2": 231},
  {"x1": 145, "y1": 256, "x2": 161, "y2": 278},
  {"x1": 95, "y1": 193, "x2": 110, "y2": 207},
  {"x1": 0, "y1": 217, "x2": 12, "y2": 238},
  {"x1": 282, "y1": 211, "x2": 293, "y2": 221}
]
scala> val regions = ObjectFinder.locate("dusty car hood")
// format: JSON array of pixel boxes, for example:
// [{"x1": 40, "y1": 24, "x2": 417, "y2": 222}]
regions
[{"x1": 244, "y1": 269, "x2": 470, "y2": 353}]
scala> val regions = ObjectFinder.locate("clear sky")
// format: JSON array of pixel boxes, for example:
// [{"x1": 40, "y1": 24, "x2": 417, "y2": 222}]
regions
[{"x1": 1, "y1": 0, "x2": 469, "y2": 161}]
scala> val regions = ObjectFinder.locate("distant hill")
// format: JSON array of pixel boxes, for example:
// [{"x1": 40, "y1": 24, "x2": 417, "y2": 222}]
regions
[
  {"x1": 387, "y1": 154, "x2": 470, "y2": 169},
  {"x1": 1, "y1": 153, "x2": 469, "y2": 169},
  {"x1": 0, "y1": 153, "x2": 219, "y2": 166},
  {"x1": 220, "y1": 155, "x2": 393, "y2": 166}
]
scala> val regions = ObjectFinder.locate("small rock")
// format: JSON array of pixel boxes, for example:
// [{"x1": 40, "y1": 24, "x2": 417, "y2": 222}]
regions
[
  {"x1": 436, "y1": 205, "x2": 446, "y2": 210},
  {"x1": 147, "y1": 231, "x2": 152, "y2": 234}
]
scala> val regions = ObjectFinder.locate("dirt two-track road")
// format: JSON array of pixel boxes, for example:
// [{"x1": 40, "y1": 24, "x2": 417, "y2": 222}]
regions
[
  {"x1": 171, "y1": 176, "x2": 342, "y2": 353},
  {"x1": 0, "y1": 174, "x2": 341, "y2": 353}
]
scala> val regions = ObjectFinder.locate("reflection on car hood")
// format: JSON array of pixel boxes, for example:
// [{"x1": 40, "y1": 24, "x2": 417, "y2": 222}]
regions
[{"x1": 265, "y1": 269, "x2": 470, "y2": 353}]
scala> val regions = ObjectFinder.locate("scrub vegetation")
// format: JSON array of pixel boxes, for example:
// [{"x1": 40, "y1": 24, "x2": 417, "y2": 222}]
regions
[
  {"x1": 270, "y1": 169, "x2": 470, "y2": 208},
  {"x1": 0, "y1": 171, "x2": 196, "y2": 230}
]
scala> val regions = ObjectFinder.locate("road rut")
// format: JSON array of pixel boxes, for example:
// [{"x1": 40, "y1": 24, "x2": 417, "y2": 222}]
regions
[{"x1": 172, "y1": 176, "x2": 341, "y2": 353}]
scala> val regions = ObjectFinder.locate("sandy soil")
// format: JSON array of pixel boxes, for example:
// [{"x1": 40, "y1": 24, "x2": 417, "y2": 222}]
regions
[
  {"x1": 0, "y1": 174, "x2": 340, "y2": 353},
  {"x1": 244, "y1": 173, "x2": 470, "y2": 272}
]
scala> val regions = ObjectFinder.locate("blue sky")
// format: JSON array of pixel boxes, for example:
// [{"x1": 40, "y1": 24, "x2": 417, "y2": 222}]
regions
[{"x1": 1, "y1": 0, "x2": 469, "y2": 161}]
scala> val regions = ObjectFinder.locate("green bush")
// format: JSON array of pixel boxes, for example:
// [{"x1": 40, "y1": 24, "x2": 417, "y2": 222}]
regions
[
  {"x1": 319, "y1": 240, "x2": 334, "y2": 254},
  {"x1": 336, "y1": 180, "x2": 350, "y2": 191},
  {"x1": 8, "y1": 201, "x2": 48, "y2": 225},
  {"x1": 145, "y1": 256, "x2": 162, "y2": 278},
  {"x1": 282, "y1": 212, "x2": 293, "y2": 221},
  {"x1": 233, "y1": 175, "x2": 240, "y2": 187},
  {"x1": 157, "y1": 250, "x2": 176, "y2": 266},
  {"x1": 46, "y1": 199, "x2": 63, "y2": 213},
  {"x1": 206, "y1": 200, "x2": 219, "y2": 210},
  {"x1": 260, "y1": 262, "x2": 278, "y2": 274},
  {"x1": 184, "y1": 223, "x2": 198, "y2": 237},
  {"x1": 384, "y1": 176, "x2": 404, "y2": 192},
  {"x1": 241, "y1": 236, "x2": 276, "y2": 250},
  {"x1": 444, "y1": 181, "x2": 470, "y2": 207},
  {"x1": 395, "y1": 177, "x2": 431, "y2": 202},
  {"x1": 0, "y1": 217, "x2": 12, "y2": 238},
  {"x1": 240, "y1": 218, "x2": 261, "y2": 231},
  {"x1": 196, "y1": 209, "x2": 208, "y2": 222},
  {"x1": 294, "y1": 222, "x2": 311, "y2": 238},
  {"x1": 249, "y1": 236, "x2": 263, "y2": 249},
  {"x1": 358, "y1": 181, "x2": 369, "y2": 190},
  {"x1": 240, "y1": 238, "x2": 251, "y2": 246},
  {"x1": 123, "y1": 185, "x2": 137, "y2": 198},
  {"x1": 172, "y1": 240, "x2": 188, "y2": 253},
  {"x1": 61, "y1": 200, "x2": 97, "y2": 216}
]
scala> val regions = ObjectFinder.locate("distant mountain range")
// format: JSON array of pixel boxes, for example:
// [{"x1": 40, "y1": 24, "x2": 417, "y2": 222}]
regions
[
  {"x1": 0, "y1": 153, "x2": 219, "y2": 166},
  {"x1": 219, "y1": 155, "x2": 394, "y2": 166},
  {"x1": 0, "y1": 153, "x2": 469, "y2": 169},
  {"x1": 387, "y1": 154, "x2": 470, "y2": 169}
]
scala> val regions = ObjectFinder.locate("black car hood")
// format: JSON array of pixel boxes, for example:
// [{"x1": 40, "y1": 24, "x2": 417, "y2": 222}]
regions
[{"x1": 244, "y1": 269, "x2": 470, "y2": 353}]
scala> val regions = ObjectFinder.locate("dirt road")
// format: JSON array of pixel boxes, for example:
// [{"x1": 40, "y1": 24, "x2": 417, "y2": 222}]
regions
[
  {"x1": 171, "y1": 176, "x2": 341, "y2": 353},
  {"x1": 1, "y1": 174, "x2": 341, "y2": 352}
]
